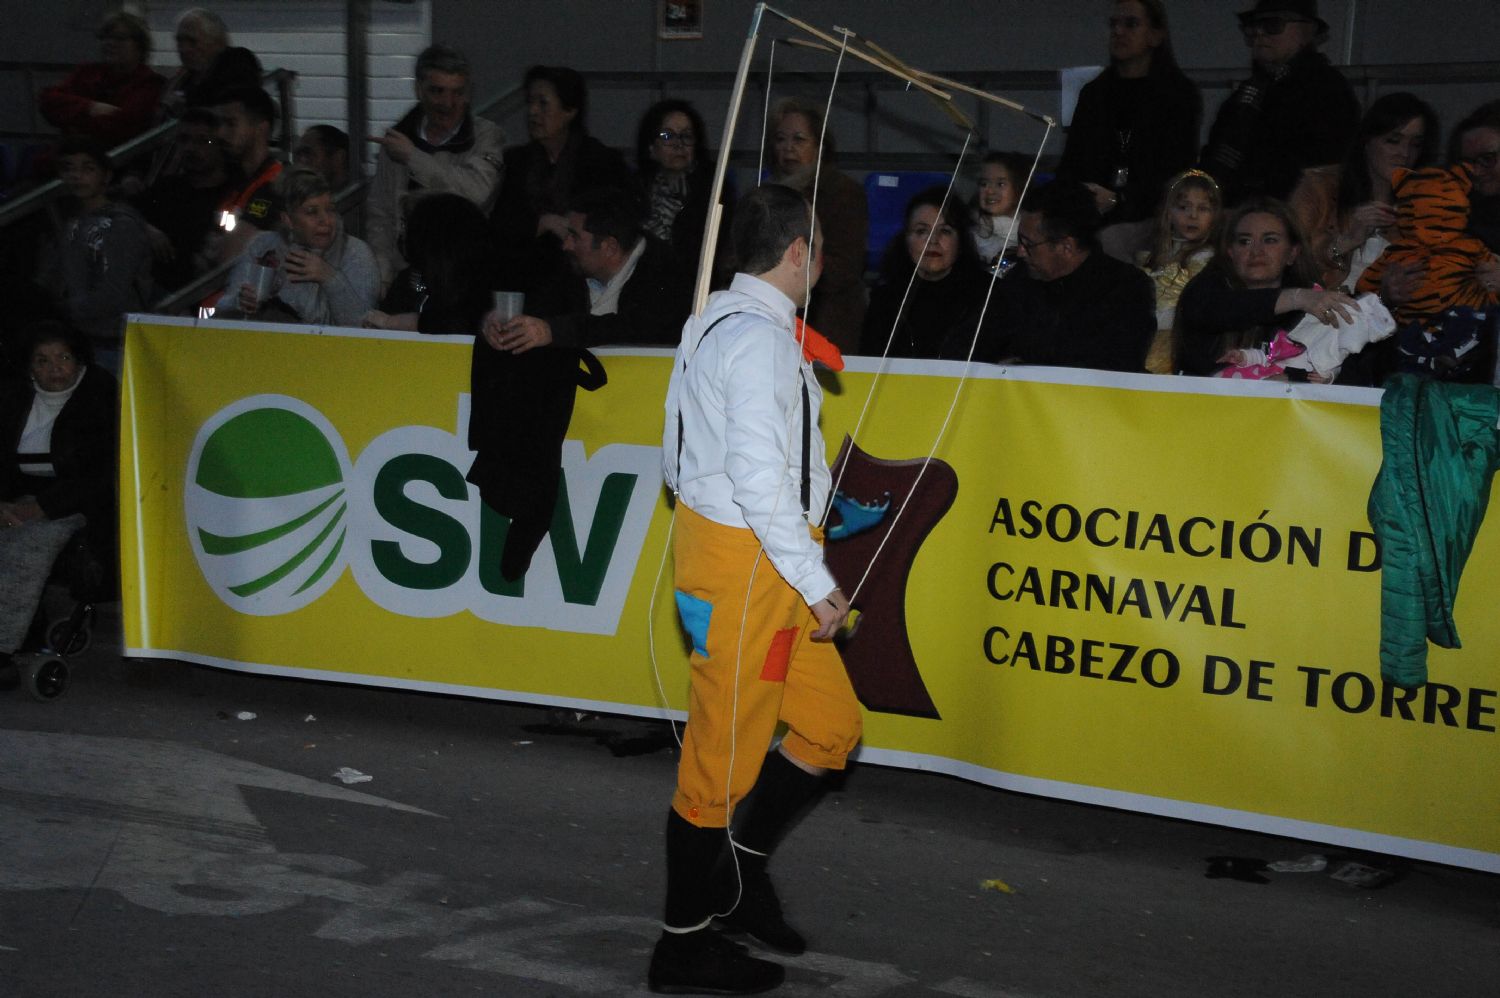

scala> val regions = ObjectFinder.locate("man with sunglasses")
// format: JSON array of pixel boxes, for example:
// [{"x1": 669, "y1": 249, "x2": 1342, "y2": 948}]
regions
[{"x1": 1201, "y1": 0, "x2": 1358, "y2": 205}]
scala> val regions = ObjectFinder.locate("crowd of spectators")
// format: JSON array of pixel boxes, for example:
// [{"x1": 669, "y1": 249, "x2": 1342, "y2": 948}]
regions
[
  {"x1": 5, "y1": 0, "x2": 1500, "y2": 676},
  {"x1": 10, "y1": 0, "x2": 1500, "y2": 391},
  {"x1": 8, "y1": 0, "x2": 1500, "y2": 628}
]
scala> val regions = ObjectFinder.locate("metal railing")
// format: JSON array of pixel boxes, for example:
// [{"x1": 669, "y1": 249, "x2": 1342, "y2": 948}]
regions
[
  {"x1": 476, "y1": 60, "x2": 1500, "y2": 162},
  {"x1": 0, "y1": 67, "x2": 299, "y2": 231}
]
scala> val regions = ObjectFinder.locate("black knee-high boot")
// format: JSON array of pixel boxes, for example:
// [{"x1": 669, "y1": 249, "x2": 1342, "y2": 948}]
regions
[
  {"x1": 662, "y1": 807, "x2": 727, "y2": 930},
  {"x1": 717, "y1": 751, "x2": 826, "y2": 955},
  {"x1": 650, "y1": 809, "x2": 784, "y2": 995}
]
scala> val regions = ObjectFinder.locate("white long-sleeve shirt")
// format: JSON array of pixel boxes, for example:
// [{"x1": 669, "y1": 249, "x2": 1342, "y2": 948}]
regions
[{"x1": 663, "y1": 273, "x2": 836, "y2": 607}]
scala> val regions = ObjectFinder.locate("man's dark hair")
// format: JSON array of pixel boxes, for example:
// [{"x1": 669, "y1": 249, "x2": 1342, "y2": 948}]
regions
[
  {"x1": 180, "y1": 106, "x2": 219, "y2": 130},
  {"x1": 732, "y1": 184, "x2": 813, "y2": 276},
  {"x1": 1449, "y1": 100, "x2": 1500, "y2": 166},
  {"x1": 56, "y1": 135, "x2": 112, "y2": 173},
  {"x1": 305, "y1": 124, "x2": 350, "y2": 157},
  {"x1": 215, "y1": 86, "x2": 276, "y2": 126},
  {"x1": 524, "y1": 65, "x2": 588, "y2": 132},
  {"x1": 416, "y1": 44, "x2": 470, "y2": 83},
  {"x1": 1030, "y1": 179, "x2": 1103, "y2": 249},
  {"x1": 570, "y1": 187, "x2": 643, "y2": 254}
]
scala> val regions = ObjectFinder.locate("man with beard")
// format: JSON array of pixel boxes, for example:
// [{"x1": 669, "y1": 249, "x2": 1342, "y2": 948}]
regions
[
  {"x1": 367, "y1": 44, "x2": 504, "y2": 293},
  {"x1": 211, "y1": 86, "x2": 283, "y2": 263}
]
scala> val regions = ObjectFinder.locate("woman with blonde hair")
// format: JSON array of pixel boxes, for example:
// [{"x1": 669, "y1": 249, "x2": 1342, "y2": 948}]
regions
[
  {"x1": 1174, "y1": 197, "x2": 1354, "y2": 378},
  {"x1": 224, "y1": 167, "x2": 378, "y2": 327}
]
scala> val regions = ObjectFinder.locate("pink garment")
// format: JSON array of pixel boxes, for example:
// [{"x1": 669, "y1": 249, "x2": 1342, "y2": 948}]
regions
[{"x1": 1214, "y1": 329, "x2": 1305, "y2": 380}]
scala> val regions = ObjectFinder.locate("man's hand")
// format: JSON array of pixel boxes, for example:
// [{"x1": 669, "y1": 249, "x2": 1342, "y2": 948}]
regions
[
  {"x1": 483, "y1": 313, "x2": 553, "y2": 354},
  {"x1": 370, "y1": 128, "x2": 416, "y2": 166},
  {"x1": 810, "y1": 588, "x2": 850, "y2": 642},
  {"x1": 1083, "y1": 182, "x2": 1117, "y2": 215}
]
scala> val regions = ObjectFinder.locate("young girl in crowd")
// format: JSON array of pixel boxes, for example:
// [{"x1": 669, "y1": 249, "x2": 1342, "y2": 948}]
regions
[
  {"x1": 970, "y1": 152, "x2": 1027, "y2": 265},
  {"x1": 1138, "y1": 169, "x2": 1221, "y2": 373}
]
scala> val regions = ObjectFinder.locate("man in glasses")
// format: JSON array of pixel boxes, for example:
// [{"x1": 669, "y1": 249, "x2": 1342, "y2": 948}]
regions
[
  {"x1": 1448, "y1": 102, "x2": 1500, "y2": 373},
  {"x1": 1451, "y1": 102, "x2": 1500, "y2": 254},
  {"x1": 1200, "y1": 0, "x2": 1358, "y2": 205},
  {"x1": 953, "y1": 180, "x2": 1155, "y2": 372}
]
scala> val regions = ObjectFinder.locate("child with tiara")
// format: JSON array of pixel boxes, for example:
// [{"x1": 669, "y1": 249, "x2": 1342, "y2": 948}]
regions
[
  {"x1": 970, "y1": 151, "x2": 1026, "y2": 267},
  {"x1": 1138, "y1": 169, "x2": 1222, "y2": 373}
]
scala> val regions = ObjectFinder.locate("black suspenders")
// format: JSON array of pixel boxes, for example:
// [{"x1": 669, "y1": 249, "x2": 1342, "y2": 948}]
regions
[{"x1": 675, "y1": 312, "x2": 813, "y2": 517}]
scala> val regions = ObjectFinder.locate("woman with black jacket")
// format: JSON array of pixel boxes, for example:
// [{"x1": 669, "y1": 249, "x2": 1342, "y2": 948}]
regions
[
  {"x1": 1174, "y1": 198, "x2": 1354, "y2": 377},
  {"x1": 1057, "y1": 0, "x2": 1201, "y2": 260},
  {"x1": 488, "y1": 66, "x2": 631, "y2": 297},
  {"x1": 1, "y1": 321, "x2": 118, "y2": 589}
]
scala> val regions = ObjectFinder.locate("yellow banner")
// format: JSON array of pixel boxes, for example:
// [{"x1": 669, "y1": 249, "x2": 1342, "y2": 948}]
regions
[{"x1": 121, "y1": 317, "x2": 1500, "y2": 871}]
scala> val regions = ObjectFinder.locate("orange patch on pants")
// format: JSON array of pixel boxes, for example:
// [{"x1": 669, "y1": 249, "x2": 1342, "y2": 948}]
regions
[{"x1": 760, "y1": 627, "x2": 799, "y2": 682}]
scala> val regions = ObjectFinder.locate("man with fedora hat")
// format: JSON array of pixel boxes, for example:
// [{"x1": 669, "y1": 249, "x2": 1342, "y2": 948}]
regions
[{"x1": 1200, "y1": 0, "x2": 1358, "y2": 205}]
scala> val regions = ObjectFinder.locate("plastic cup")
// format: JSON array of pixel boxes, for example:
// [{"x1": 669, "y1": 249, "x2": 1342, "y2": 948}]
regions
[
  {"x1": 492, "y1": 291, "x2": 525, "y2": 322},
  {"x1": 249, "y1": 263, "x2": 279, "y2": 303}
]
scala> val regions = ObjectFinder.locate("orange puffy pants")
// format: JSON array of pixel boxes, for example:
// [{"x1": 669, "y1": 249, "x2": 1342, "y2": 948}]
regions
[{"x1": 670, "y1": 504, "x2": 863, "y2": 829}]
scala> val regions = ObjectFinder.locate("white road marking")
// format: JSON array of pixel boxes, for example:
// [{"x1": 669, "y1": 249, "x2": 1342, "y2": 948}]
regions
[{"x1": 1, "y1": 730, "x2": 1032, "y2": 996}]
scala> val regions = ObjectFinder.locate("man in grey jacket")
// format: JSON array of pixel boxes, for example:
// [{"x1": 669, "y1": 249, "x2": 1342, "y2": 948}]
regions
[{"x1": 367, "y1": 44, "x2": 504, "y2": 292}]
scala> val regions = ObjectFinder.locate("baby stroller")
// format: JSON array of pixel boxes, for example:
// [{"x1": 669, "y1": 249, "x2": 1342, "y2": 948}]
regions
[{"x1": 0, "y1": 513, "x2": 95, "y2": 701}]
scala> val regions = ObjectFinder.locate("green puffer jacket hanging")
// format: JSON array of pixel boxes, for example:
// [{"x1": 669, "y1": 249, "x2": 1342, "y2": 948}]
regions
[{"x1": 1367, "y1": 373, "x2": 1500, "y2": 689}]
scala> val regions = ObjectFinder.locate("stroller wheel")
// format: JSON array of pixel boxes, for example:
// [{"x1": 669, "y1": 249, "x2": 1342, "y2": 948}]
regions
[
  {"x1": 24, "y1": 657, "x2": 68, "y2": 702},
  {"x1": 47, "y1": 616, "x2": 92, "y2": 656}
]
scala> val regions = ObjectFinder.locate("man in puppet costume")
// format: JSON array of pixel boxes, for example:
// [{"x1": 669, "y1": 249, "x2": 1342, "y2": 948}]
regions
[{"x1": 654, "y1": 184, "x2": 860, "y2": 994}]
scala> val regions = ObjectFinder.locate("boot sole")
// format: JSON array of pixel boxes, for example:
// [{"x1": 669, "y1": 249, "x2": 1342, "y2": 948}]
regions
[
  {"x1": 712, "y1": 917, "x2": 807, "y2": 956},
  {"x1": 648, "y1": 982, "x2": 782, "y2": 996}
]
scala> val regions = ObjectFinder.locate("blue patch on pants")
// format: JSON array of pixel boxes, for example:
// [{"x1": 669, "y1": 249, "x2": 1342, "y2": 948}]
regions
[{"x1": 674, "y1": 590, "x2": 713, "y2": 658}]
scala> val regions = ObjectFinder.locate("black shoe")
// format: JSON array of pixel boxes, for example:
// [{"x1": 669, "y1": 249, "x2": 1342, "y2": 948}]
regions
[
  {"x1": 0, "y1": 658, "x2": 16, "y2": 692},
  {"x1": 647, "y1": 926, "x2": 784, "y2": 995},
  {"x1": 715, "y1": 859, "x2": 806, "y2": 956}
]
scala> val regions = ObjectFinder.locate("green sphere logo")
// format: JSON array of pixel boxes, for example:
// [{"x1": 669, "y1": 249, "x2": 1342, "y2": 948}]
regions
[{"x1": 186, "y1": 396, "x2": 353, "y2": 614}]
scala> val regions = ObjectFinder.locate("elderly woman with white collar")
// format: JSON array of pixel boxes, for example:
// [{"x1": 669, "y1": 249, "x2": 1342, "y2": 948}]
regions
[{"x1": 0, "y1": 322, "x2": 118, "y2": 582}]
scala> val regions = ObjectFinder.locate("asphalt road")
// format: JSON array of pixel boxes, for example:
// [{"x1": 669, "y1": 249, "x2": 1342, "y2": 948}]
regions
[{"x1": 2, "y1": 608, "x2": 1495, "y2": 997}]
